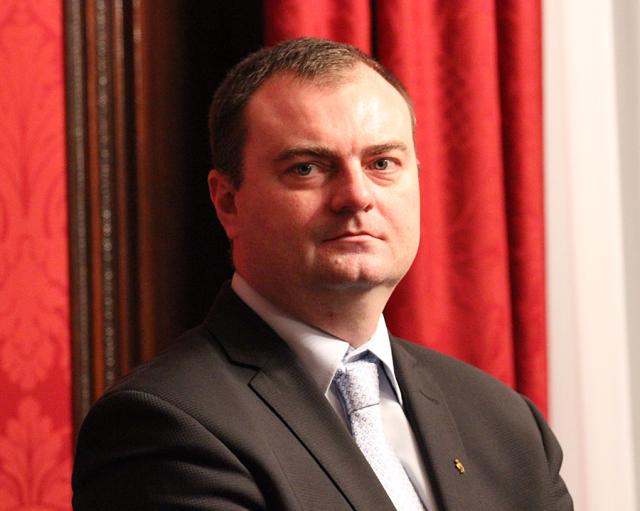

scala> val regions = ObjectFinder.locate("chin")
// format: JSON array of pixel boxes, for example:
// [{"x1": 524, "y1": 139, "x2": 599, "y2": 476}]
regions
[
  {"x1": 308, "y1": 251, "x2": 408, "y2": 288},
  {"x1": 313, "y1": 265, "x2": 402, "y2": 292}
]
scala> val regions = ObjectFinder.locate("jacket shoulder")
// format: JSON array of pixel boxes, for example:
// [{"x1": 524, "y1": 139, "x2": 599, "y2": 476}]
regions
[
  {"x1": 392, "y1": 337, "x2": 518, "y2": 398},
  {"x1": 391, "y1": 337, "x2": 573, "y2": 511}
]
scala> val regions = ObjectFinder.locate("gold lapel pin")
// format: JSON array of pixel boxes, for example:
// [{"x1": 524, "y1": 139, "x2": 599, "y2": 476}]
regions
[{"x1": 454, "y1": 458, "x2": 465, "y2": 474}]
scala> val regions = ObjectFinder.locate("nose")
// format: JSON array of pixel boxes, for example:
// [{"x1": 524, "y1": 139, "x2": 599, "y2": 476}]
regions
[{"x1": 329, "y1": 163, "x2": 374, "y2": 214}]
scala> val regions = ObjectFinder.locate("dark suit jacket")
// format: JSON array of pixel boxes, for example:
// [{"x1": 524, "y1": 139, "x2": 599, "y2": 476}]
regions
[{"x1": 72, "y1": 284, "x2": 573, "y2": 510}]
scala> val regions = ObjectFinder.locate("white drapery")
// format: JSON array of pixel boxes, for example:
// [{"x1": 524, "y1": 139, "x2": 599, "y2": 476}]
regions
[{"x1": 544, "y1": 0, "x2": 639, "y2": 509}]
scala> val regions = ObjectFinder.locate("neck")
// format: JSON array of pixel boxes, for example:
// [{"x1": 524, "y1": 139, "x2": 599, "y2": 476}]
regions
[
  {"x1": 296, "y1": 288, "x2": 389, "y2": 346},
  {"x1": 242, "y1": 276, "x2": 393, "y2": 347}
]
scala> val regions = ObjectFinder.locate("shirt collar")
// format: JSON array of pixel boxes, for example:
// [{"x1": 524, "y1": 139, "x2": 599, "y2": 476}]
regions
[{"x1": 231, "y1": 273, "x2": 403, "y2": 403}]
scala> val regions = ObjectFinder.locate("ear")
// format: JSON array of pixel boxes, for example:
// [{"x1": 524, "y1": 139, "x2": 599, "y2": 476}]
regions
[{"x1": 208, "y1": 169, "x2": 239, "y2": 239}]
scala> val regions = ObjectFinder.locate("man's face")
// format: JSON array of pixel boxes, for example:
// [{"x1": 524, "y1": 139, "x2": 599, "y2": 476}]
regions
[{"x1": 212, "y1": 64, "x2": 420, "y2": 310}]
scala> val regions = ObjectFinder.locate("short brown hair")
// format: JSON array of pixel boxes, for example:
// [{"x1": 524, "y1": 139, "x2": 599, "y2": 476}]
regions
[{"x1": 208, "y1": 37, "x2": 415, "y2": 187}]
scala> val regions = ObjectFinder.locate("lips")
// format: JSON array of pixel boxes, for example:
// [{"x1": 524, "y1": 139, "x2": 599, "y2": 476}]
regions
[{"x1": 324, "y1": 231, "x2": 380, "y2": 242}]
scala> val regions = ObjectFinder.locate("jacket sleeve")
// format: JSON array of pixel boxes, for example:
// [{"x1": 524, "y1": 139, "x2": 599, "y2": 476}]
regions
[
  {"x1": 523, "y1": 397, "x2": 574, "y2": 511},
  {"x1": 72, "y1": 389, "x2": 266, "y2": 511}
]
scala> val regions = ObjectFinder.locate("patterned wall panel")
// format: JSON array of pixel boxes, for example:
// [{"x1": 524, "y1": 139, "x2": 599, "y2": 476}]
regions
[{"x1": 0, "y1": 0, "x2": 72, "y2": 509}]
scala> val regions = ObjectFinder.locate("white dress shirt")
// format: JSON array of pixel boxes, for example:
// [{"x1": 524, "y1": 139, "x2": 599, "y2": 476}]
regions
[{"x1": 232, "y1": 274, "x2": 439, "y2": 510}]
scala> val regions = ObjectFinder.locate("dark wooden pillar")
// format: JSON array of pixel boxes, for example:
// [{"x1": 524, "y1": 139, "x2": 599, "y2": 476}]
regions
[
  {"x1": 65, "y1": 0, "x2": 263, "y2": 434},
  {"x1": 65, "y1": 0, "x2": 191, "y2": 432}
]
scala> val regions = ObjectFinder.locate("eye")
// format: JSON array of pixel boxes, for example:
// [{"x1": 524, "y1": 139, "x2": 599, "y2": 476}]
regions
[
  {"x1": 371, "y1": 159, "x2": 391, "y2": 170},
  {"x1": 291, "y1": 163, "x2": 317, "y2": 177}
]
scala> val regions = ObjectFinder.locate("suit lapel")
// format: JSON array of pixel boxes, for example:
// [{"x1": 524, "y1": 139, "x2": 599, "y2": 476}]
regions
[
  {"x1": 205, "y1": 285, "x2": 395, "y2": 511},
  {"x1": 392, "y1": 339, "x2": 483, "y2": 511},
  {"x1": 250, "y1": 361, "x2": 396, "y2": 511}
]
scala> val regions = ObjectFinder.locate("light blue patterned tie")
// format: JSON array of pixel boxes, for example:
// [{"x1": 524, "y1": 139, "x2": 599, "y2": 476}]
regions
[{"x1": 334, "y1": 353, "x2": 425, "y2": 510}]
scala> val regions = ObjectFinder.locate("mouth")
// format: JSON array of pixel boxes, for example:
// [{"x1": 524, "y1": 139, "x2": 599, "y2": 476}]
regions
[{"x1": 324, "y1": 231, "x2": 380, "y2": 243}]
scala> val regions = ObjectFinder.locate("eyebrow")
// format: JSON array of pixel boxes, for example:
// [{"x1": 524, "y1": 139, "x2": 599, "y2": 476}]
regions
[
  {"x1": 274, "y1": 145, "x2": 336, "y2": 163},
  {"x1": 273, "y1": 142, "x2": 409, "y2": 163},
  {"x1": 364, "y1": 142, "x2": 409, "y2": 157}
]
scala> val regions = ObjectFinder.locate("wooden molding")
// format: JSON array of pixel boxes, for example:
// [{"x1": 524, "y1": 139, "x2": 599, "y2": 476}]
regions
[
  {"x1": 64, "y1": 0, "x2": 259, "y2": 434},
  {"x1": 65, "y1": 0, "x2": 141, "y2": 434}
]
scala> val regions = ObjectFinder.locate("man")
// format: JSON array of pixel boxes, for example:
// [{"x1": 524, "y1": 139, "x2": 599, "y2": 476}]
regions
[{"x1": 73, "y1": 38, "x2": 572, "y2": 510}]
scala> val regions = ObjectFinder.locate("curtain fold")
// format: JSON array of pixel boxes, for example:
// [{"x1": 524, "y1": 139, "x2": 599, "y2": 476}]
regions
[
  {"x1": 264, "y1": 0, "x2": 547, "y2": 415},
  {"x1": 495, "y1": 1, "x2": 546, "y2": 413},
  {"x1": 265, "y1": 0, "x2": 372, "y2": 52}
]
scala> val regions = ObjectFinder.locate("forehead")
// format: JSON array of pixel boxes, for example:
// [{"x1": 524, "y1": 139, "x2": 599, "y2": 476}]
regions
[{"x1": 243, "y1": 64, "x2": 414, "y2": 153}]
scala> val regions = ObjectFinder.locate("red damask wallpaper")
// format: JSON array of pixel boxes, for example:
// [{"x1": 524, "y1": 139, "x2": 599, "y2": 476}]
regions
[{"x1": 0, "y1": 1, "x2": 72, "y2": 509}]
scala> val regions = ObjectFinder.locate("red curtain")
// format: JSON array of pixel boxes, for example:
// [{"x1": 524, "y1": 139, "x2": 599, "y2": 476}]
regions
[{"x1": 265, "y1": 0, "x2": 547, "y2": 415}]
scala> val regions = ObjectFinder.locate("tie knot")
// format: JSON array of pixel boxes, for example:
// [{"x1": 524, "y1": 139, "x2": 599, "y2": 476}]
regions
[{"x1": 334, "y1": 353, "x2": 380, "y2": 416}]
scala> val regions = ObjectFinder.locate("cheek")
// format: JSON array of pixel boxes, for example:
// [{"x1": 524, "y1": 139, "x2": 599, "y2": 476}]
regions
[
  {"x1": 386, "y1": 189, "x2": 420, "y2": 245},
  {"x1": 271, "y1": 193, "x2": 323, "y2": 229},
  {"x1": 387, "y1": 180, "x2": 419, "y2": 216},
  {"x1": 236, "y1": 186, "x2": 329, "y2": 252},
  {"x1": 400, "y1": 177, "x2": 421, "y2": 223},
  {"x1": 240, "y1": 197, "x2": 307, "y2": 242}
]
